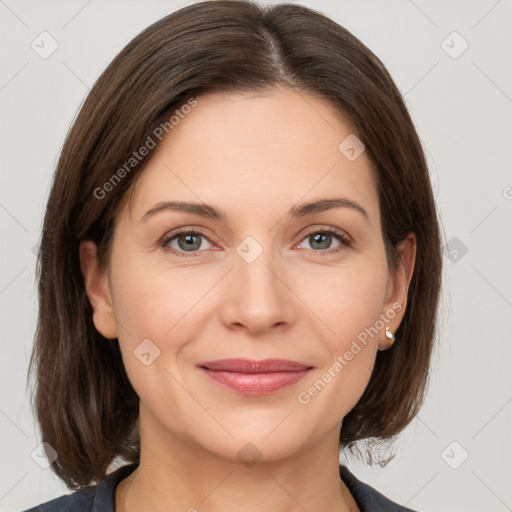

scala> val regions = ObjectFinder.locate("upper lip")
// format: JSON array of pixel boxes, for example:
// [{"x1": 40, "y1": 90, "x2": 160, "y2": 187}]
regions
[{"x1": 197, "y1": 358, "x2": 312, "y2": 373}]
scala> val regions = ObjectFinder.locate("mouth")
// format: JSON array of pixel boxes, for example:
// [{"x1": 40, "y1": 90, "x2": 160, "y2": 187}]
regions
[{"x1": 196, "y1": 358, "x2": 313, "y2": 395}]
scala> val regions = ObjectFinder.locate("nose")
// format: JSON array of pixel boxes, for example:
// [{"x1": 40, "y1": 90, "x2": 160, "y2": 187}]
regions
[{"x1": 218, "y1": 246, "x2": 298, "y2": 336}]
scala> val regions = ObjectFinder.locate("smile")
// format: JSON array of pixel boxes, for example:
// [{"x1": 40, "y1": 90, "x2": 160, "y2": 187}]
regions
[{"x1": 196, "y1": 358, "x2": 313, "y2": 395}]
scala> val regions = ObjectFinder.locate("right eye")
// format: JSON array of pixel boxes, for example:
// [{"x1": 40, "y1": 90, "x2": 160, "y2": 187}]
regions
[{"x1": 161, "y1": 229, "x2": 215, "y2": 257}]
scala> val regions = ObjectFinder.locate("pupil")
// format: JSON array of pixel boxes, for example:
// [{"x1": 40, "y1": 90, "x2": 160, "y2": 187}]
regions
[
  {"x1": 179, "y1": 234, "x2": 201, "y2": 251},
  {"x1": 311, "y1": 233, "x2": 330, "y2": 250}
]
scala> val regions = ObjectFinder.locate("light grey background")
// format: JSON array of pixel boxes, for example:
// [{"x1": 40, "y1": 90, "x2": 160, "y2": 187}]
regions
[{"x1": 1, "y1": 0, "x2": 511, "y2": 510}]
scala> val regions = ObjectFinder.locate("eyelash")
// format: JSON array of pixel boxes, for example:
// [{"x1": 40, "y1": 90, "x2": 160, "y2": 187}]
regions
[{"x1": 160, "y1": 226, "x2": 352, "y2": 258}]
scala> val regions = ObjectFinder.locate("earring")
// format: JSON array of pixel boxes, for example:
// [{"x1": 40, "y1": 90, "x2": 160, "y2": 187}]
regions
[{"x1": 378, "y1": 326, "x2": 395, "y2": 351}]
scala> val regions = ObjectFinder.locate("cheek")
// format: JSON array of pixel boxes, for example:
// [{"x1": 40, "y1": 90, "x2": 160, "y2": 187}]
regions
[
  {"x1": 307, "y1": 258, "x2": 388, "y2": 341},
  {"x1": 109, "y1": 258, "x2": 217, "y2": 390},
  {"x1": 294, "y1": 259, "x2": 387, "y2": 417},
  {"x1": 296, "y1": 294, "x2": 380, "y2": 428},
  {"x1": 111, "y1": 253, "x2": 209, "y2": 337},
  {"x1": 109, "y1": 270, "x2": 193, "y2": 421}
]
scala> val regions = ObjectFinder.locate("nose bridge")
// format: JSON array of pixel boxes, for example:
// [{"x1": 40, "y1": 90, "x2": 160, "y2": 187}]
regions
[{"x1": 219, "y1": 236, "x2": 296, "y2": 334}]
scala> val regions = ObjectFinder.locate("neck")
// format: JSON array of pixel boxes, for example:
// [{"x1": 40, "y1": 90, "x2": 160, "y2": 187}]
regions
[{"x1": 116, "y1": 405, "x2": 358, "y2": 512}]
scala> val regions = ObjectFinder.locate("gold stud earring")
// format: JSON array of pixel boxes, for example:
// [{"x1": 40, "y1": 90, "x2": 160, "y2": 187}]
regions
[{"x1": 378, "y1": 326, "x2": 395, "y2": 351}]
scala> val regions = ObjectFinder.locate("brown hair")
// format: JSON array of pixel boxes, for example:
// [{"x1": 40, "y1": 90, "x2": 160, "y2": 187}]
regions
[{"x1": 28, "y1": 0, "x2": 442, "y2": 489}]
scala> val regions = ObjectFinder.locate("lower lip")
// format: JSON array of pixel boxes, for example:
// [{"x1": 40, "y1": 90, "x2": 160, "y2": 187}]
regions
[{"x1": 199, "y1": 368, "x2": 311, "y2": 395}]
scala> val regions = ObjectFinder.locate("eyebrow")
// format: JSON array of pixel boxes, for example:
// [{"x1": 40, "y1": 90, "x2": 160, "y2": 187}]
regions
[{"x1": 140, "y1": 197, "x2": 369, "y2": 223}]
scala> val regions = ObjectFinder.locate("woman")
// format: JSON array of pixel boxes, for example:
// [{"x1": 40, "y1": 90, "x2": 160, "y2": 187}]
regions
[{"x1": 25, "y1": 1, "x2": 442, "y2": 510}]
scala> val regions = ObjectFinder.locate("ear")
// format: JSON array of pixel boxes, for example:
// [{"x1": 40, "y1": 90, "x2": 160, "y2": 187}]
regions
[
  {"x1": 378, "y1": 233, "x2": 416, "y2": 350},
  {"x1": 79, "y1": 240, "x2": 118, "y2": 339}
]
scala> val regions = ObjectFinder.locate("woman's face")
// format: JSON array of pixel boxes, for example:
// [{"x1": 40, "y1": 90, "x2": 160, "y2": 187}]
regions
[{"x1": 81, "y1": 86, "x2": 412, "y2": 463}]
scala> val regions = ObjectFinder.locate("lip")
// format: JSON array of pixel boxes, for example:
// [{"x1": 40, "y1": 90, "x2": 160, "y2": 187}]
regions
[{"x1": 197, "y1": 358, "x2": 313, "y2": 395}]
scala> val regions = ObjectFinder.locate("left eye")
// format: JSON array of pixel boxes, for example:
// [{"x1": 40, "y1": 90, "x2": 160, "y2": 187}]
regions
[{"x1": 298, "y1": 230, "x2": 349, "y2": 253}]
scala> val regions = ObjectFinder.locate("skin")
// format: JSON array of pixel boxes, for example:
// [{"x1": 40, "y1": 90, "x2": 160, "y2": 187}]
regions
[{"x1": 80, "y1": 85, "x2": 415, "y2": 512}]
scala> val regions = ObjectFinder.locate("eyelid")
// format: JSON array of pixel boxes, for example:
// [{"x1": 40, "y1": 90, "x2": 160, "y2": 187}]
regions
[
  {"x1": 298, "y1": 224, "x2": 353, "y2": 244},
  {"x1": 161, "y1": 225, "x2": 212, "y2": 242}
]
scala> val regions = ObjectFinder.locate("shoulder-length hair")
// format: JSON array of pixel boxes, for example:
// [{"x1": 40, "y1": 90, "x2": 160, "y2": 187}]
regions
[{"x1": 28, "y1": 0, "x2": 442, "y2": 489}]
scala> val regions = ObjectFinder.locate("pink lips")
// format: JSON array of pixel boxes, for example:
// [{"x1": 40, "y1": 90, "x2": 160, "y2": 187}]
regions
[{"x1": 197, "y1": 358, "x2": 313, "y2": 395}]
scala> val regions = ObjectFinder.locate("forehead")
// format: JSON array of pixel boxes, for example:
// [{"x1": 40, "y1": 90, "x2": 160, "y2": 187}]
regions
[{"x1": 125, "y1": 86, "x2": 379, "y2": 225}]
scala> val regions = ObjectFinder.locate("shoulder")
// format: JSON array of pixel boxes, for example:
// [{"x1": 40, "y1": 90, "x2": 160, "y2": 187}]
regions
[
  {"x1": 21, "y1": 486, "x2": 95, "y2": 512},
  {"x1": 339, "y1": 465, "x2": 416, "y2": 512},
  {"x1": 21, "y1": 463, "x2": 139, "y2": 512}
]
